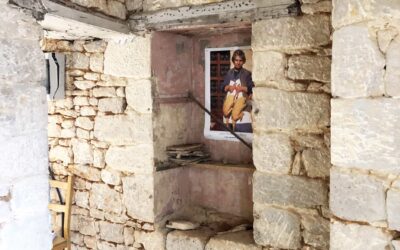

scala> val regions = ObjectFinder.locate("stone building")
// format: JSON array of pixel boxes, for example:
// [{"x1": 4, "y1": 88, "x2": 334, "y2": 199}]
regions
[{"x1": 0, "y1": 0, "x2": 400, "y2": 249}]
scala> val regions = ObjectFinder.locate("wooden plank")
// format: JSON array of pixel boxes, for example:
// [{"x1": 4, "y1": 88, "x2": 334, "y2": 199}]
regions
[
  {"x1": 49, "y1": 180, "x2": 68, "y2": 190},
  {"x1": 48, "y1": 203, "x2": 66, "y2": 213}
]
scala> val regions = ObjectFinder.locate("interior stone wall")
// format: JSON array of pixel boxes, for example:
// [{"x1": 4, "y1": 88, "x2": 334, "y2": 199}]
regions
[
  {"x1": 251, "y1": 1, "x2": 332, "y2": 249},
  {"x1": 330, "y1": 1, "x2": 400, "y2": 249},
  {"x1": 45, "y1": 35, "x2": 156, "y2": 249},
  {"x1": 0, "y1": 1, "x2": 51, "y2": 249}
]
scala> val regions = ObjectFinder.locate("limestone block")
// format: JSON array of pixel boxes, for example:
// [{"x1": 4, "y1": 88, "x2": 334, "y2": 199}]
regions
[
  {"x1": 49, "y1": 145, "x2": 72, "y2": 164},
  {"x1": 301, "y1": 1, "x2": 332, "y2": 14},
  {"x1": 0, "y1": 40, "x2": 45, "y2": 83},
  {"x1": 74, "y1": 191, "x2": 89, "y2": 209},
  {"x1": 291, "y1": 152, "x2": 302, "y2": 175},
  {"x1": 100, "y1": 75, "x2": 128, "y2": 87},
  {"x1": 90, "y1": 53, "x2": 104, "y2": 73},
  {"x1": 98, "y1": 221, "x2": 124, "y2": 243},
  {"x1": 331, "y1": 98, "x2": 400, "y2": 171},
  {"x1": 253, "y1": 132, "x2": 293, "y2": 174},
  {"x1": 288, "y1": 55, "x2": 331, "y2": 83},
  {"x1": 253, "y1": 204, "x2": 301, "y2": 249},
  {"x1": 377, "y1": 27, "x2": 398, "y2": 53},
  {"x1": 60, "y1": 128, "x2": 75, "y2": 138},
  {"x1": 94, "y1": 114, "x2": 153, "y2": 145},
  {"x1": 74, "y1": 80, "x2": 96, "y2": 90},
  {"x1": 252, "y1": 15, "x2": 330, "y2": 52},
  {"x1": 253, "y1": 171, "x2": 328, "y2": 208},
  {"x1": 126, "y1": 79, "x2": 152, "y2": 114},
  {"x1": 126, "y1": 0, "x2": 143, "y2": 11},
  {"x1": 83, "y1": 72, "x2": 100, "y2": 81},
  {"x1": 68, "y1": 53, "x2": 90, "y2": 70},
  {"x1": 302, "y1": 147, "x2": 330, "y2": 178},
  {"x1": 48, "y1": 123, "x2": 61, "y2": 138},
  {"x1": 252, "y1": 51, "x2": 286, "y2": 82},
  {"x1": 70, "y1": 0, "x2": 105, "y2": 9},
  {"x1": 93, "y1": 87, "x2": 117, "y2": 97},
  {"x1": 332, "y1": 25, "x2": 385, "y2": 97},
  {"x1": 253, "y1": 88, "x2": 330, "y2": 130},
  {"x1": 80, "y1": 106, "x2": 96, "y2": 116},
  {"x1": 122, "y1": 174, "x2": 154, "y2": 222},
  {"x1": 116, "y1": 87, "x2": 125, "y2": 97},
  {"x1": 290, "y1": 133, "x2": 325, "y2": 149},
  {"x1": 93, "y1": 148, "x2": 106, "y2": 168},
  {"x1": 70, "y1": 231, "x2": 84, "y2": 245},
  {"x1": 61, "y1": 120, "x2": 74, "y2": 129},
  {"x1": 89, "y1": 97, "x2": 98, "y2": 106},
  {"x1": 260, "y1": 79, "x2": 307, "y2": 92},
  {"x1": 330, "y1": 221, "x2": 393, "y2": 250},
  {"x1": 73, "y1": 40, "x2": 85, "y2": 52},
  {"x1": 205, "y1": 231, "x2": 261, "y2": 250},
  {"x1": 124, "y1": 227, "x2": 134, "y2": 246},
  {"x1": 76, "y1": 128, "x2": 90, "y2": 139},
  {"x1": 72, "y1": 139, "x2": 93, "y2": 164},
  {"x1": 84, "y1": 40, "x2": 107, "y2": 53},
  {"x1": 104, "y1": 212, "x2": 128, "y2": 224},
  {"x1": 166, "y1": 228, "x2": 215, "y2": 250},
  {"x1": 69, "y1": 165, "x2": 101, "y2": 182},
  {"x1": 71, "y1": 215, "x2": 97, "y2": 236},
  {"x1": 75, "y1": 117, "x2": 94, "y2": 130},
  {"x1": 393, "y1": 240, "x2": 400, "y2": 250},
  {"x1": 84, "y1": 236, "x2": 97, "y2": 249},
  {"x1": 387, "y1": 189, "x2": 400, "y2": 230},
  {"x1": 330, "y1": 169, "x2": 386, "y2": 223},
  {"x1": 98, "y1": 97, "x2": 126, "y2": 113},
  {"x1": 106, "y1": 0, "x2": 127, "y2": 19},
  {"x1": 301, "y1": 214, "x2": 329, "y2": 249},
  {"x1": 105, "y1": 145, "x2": 153, "y2": 174},
  {"x1": 385, "y1": 36, "x2": 400, "y2": 97},
  {"x1": 101, "y1": 169, "x2": 121, "y2": 185},
  {"x1": 90, "y1": 183, "x2": 123, "y2": 214},
  {"x1": 332, "y1": 0, "x2": 400, "y2": 29},
  {"x1": 134, "y1": 229, "x2": 168, "y2": 250},
  {"x1": 104, "y1": 36, "x2": 151, "y2": 78}
]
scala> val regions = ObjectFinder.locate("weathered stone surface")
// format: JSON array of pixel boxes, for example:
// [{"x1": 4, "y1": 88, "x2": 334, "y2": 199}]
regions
[
  {"x1": 330, "y1": 221, "x2": 393, "y2": 250},
  {"x1": 385, "y1": 36, "x2": 400, "y2": 97},
  {"x1": 74, "y1": 80, "x2": 96, "y2": 90},
  {"x1": 302, "y1": 147, "x2": 330, "y2": 178},
  {"x1": 80, "y1": 106, "x2": 96, "y2": 116},
  {"x1": 90, "y1": 183, "x2": 123, "y2": 214},
  {"x1": 100, "y1": 75, "x2": 127, "y2": 87},
  {"x1": 125, "y1": 79, "x2": 152, "y2": 114},
  {"x1": 330, "y1": 169, "x2": 386, "y2": 223},
  {"x1": 167, "y1": 228, "x2": 215, "y2": 250},
  {"x1": 75, "y1": 117, "x2": 94, "y2": 130},
  {"x1": 72, "y1": 139, "x2": 93, "y2": 164},
  {"x1": 76, "y1": 128, "x2": 90, "y2": 139},
  {"x1": 134, "y1": 229, "x2": 168, "y2": 250},
  {"x1": 84, "y1": 40, "x2": 107, "y2": 53},
  {"x1": 387, "y1": 189, "x2": 400, "y2": 230},
  {"x1": 331, "y1": 98, "x2": 400, "y2": 171},
  {"x1": 93, "y1": 148, "x2": 105, "y2": 168},
  {"x1": 252, "y1": 51, "x2": 286, "y2": 82},
  {"x1": 83, "y1": 72, "x2": 100, "y2": 81},
  {"x1": 124, "y1": 227, "x2": 134, "y2": 246},
  {"x1": 90, "y1": 53, "x2": 104, "y2": 73},
  {"x1": 92, "y1": 87, "x2": 117, "y2": 97},
  {"x1": 332, "y1": 25, "x2": 385, "y2": 97},
  {"x1": 98, "y1": 97, "x2": 126, "y2": 113},
  {"x1": 48, "y1": 123, "x2": 61, "y2": 138},
  {"x1": 253, "y1": 88, "x2": 330, "y2": 130},
  {"x1": 253, "y1": 171, "x2": 328, "y2": 208},
  {"x1": 122, "y1": 175, "x2": 154, "y2": 222},
  {"x1": 60, "y1": 128, "x2": 75, "y2": 138},
  {"x1": 84, "y1": 236, "x2": 97, "y2": 249},
  {"x1": 104, "y1": 36, "x2": 151, "y2": 78},
  {"x1": 253, "y1": 205, "x2": 301, "y2": 249},
  {"x1": 252, "y1": 15, "x2": 330, "y2": 52},
  {"x1": 393, "y1": 240, "x2": 400, "y2": 250},
  {"x1": 49, "y1": 146, "x2": 72, "y2": 165},
  {"x1": 288, "y1": 55, "x2": 331, "y2": 83},
  {"x1": 301, "y1": 215, "x2": 330, "y2": 249},
  {"x1": 301, "y1": 1, "x2": 332, "y2": 14},
  {"x1": 71, "y1": 215, "x2": 97, "y2": 236},
  {"x1": 98, "y1": 221, "x2": 124, "y2": 243},
  {"x1": 68, "y1": 53, "x2": 89, "y2": 70},
  {"x1": 106, "y1": 0, "x2": 127, "y2": 19},
  {"x1": 69, "y1": 165, "x2": 101, "y2": 182},
  {"x1": 332, "y1": 0, "x2": 400, "y2": 29},
  {"x1": 74, "y1": 191, "x2": 89, "y2": 209},
  {"x1": 377, "y1": 27, "x2": 398, "y2": 53},
  {"x1": 261, "y1": 79, "x2": 307, "y2": 92},
  {"x1": 291, "y1": 152, "x2": 302, "y2": 175},
  {"x1": 253, "y1": 133, "x2": 293, "y2": 174},
  {"x1": 101, "y1": 169, "x2": 121, "y2": 185},
  {"x1": 205, "y1": 231, "x2": 261, "y2": 250},
  {"x1": 105, "y1": 145, "x2": 153, "y2": 174},
  {"x1": 291, "y1": 133, "x2": 325, "y2": 149},
  {"x1": 94, "y1": 115, "x2": 152, "y2": 145}
]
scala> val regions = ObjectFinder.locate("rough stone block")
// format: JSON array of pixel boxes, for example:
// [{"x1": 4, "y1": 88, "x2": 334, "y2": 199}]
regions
[
  {"x1": 253, "y1": 204, "x2": 301, "y2": 249},
  {"x1": 90, "y1": 53, "x2": 104, "y2": 73},
  {"x1": 94, "y1": 114, "x2": 152, "y2": 145},
  {"x1": 71, "y1": 215, "x2": 97, "y2": 236},
  {"x1": 332, "y1": 25, "x2": 385, "y2": 97},
  {"x1": 106, "y1": 0, "x2": 127, "y2": 19},
  {"x1": 205, "y1": 231, "x2": 261, "y2": 250},
  {"x1": 288, "y1": 55, "x2": 331, "y2": 83},
  {"x1": 100, "y1": 74, "x2": 127, "y2": 87},
  {"x1": 253, "y1": 171, "x2": 328, "y2": 208},
  {"x1": 75, "y1": 117, "x2": 94, "y2": 130},
  {"x1": 68, "y1": 52, "x2": 89, "y2": 70},
  {"x1": 330, "y1": 169, "x2": 386, "y2": 223},
  {"x1": 387, "y1": 189, "x2": 400, "y2": 230},
  {"x1": 104, "y1": 36, "x2": 151, "y2": 78},
  {"x1": 90, "y1": 183, "x2": 123, "y2": 214},
  {"x1": 253, "y1": 132, "x2": 293, "y2": 174},
  {"x1": 126, "y1": 79, "x2": 152, "y2": 114},
  {"x1": 49, "y1": 145, "x2": 72, "y2": 165},
  {"x1": 74, "y1": 191, "x2": 89, "y2": 209},
  {"x1": 101, "y1": 169, "x2": 121, "y2": 185},
  {"x1": 105, "y1": 145, "x2": 153, "y2": 174},
  {"x1": 92, "y1": 87, "x2": 117, "y2": 97},
  {"x1": 252, "y1": 15, "x2": 330, "y2": 52},
  {"x1": 331, "y1": 98, "x2": 400, "y2": 172},
  {"x1": 122, "y1": 174, "x2": 154, "y2": 222},
  {"x1": 74, "y1": 80, "x2": 96, "y2": 90},
  {"x1": 330, "y1": 221, "x2": 393, "y2": 250},
  {"x1": 98, "y1": 221, "x2": 124, "y2": 243},
  {"x1": 252, "y1": 51, "x2": 286, "y2": 82},
  {"x1": 166, "y1": 228, "x2": 215, "y2": 250},
  {"x1": 385, "y1": 36, "x2": 400, "y2": 97},
  {"x1": 83, "y1": 40, "x2": 107, "y2": 53},
  {"x1": 302, "y1": 1, "x2": 332, "y2": 14},
  {"x1": 98, "y1": 97, "x2": 126, "y2": 113},
  {"x1": 69, "y1": 165, "x2": 101, "y2": 182},
  {"x1": 377, "y1": 27, "x2": 398, "y2": 53},
  {"x1": 134, "y1": 229, "x2": 168, "y2": 250},
  {"x1": 302, "y1": 147, "x2": 330, "y2": 178},
  {"x1": 72, "y1": 139, "x2": 93, "y2": 164},
  {"x1": 393, "y1": 240, "x2": 400, "y2": 250},
  {"x1": 253, "y1": 88, "x2": 330, "y2": 131},
  {"x1": 301, "y1": 214, "x2": 329, "y2": 249}
]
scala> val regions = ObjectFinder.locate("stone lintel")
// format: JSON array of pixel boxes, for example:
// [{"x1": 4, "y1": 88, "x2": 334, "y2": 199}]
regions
[{"x1": 129, "y1": 0, "x2": 300, "y2": 32}]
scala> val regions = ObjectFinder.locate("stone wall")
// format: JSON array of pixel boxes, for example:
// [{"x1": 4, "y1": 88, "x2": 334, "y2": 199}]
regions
[
  {"x1": 126, "y1": 0, "x2": 225, "y2": 13},
  {"x1": 330, "y1": 1, "x2": 400, "y2": 249},
  {"x1": 251, "y1": 1, "x2": 332, "y2": 249},
  {"x1": 45, "y1": 35, "x2": 156, "y2": 249},
  {"x1": 0, "y1": 1, "x2": 51, "y2": 249},
  {"x1": 63, "y1": 0, "x2": 127, "y2": 19}
]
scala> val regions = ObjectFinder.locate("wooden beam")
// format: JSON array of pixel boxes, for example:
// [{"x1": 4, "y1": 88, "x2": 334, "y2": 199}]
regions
[{"x1": 129, "y1": 0, "x2": 300, "y2": 32}]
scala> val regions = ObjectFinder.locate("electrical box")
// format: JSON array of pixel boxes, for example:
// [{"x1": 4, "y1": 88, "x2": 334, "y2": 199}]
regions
[{"x1": 45, "y1": 53, "x2": 65, "y2": 100}]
